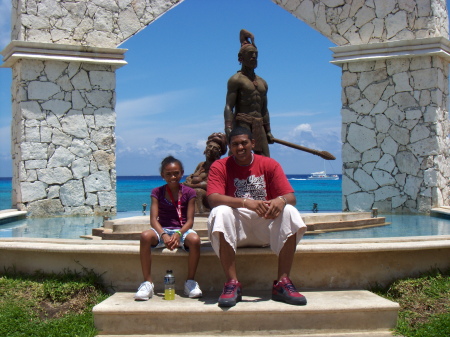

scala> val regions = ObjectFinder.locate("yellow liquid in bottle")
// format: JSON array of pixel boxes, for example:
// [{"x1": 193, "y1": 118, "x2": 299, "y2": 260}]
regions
[{"x1": 164, "y1": 288, "x2": 175, "y2": 300}]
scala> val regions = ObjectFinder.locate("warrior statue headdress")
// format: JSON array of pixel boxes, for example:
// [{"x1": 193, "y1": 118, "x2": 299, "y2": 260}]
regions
[{"x1": 238, "y1": 29, "x2": 257, "y2": 62}]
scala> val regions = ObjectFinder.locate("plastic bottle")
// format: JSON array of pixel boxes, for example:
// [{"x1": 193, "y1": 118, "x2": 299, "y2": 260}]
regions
[{"x1": 164, "y1": 270, "x2": 175, "y2": 300}]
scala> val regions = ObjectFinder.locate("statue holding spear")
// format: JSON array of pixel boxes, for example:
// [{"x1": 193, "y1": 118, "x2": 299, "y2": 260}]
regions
[{"x1": 224, "y1": 29, "x2": 334, "y2": 161}]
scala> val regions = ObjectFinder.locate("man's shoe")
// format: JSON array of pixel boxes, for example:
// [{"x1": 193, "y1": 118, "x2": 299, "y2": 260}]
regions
[
  {"x1": 184, "y1": 280, "x2": 203, "y2": 298},
  {"x1": 218, "y1": 279, "x2": 242, "y2": 307},
  {"x1": 134, "y1": 281, "x2": 154, "y2": 301},
  {"x1": 272, "y1": 277, "x2": 307, "y2": 305}
]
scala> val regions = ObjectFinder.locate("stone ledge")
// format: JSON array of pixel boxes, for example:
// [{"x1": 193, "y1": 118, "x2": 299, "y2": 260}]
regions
[
  {"x1": 1, "y1": 236, "x2": 449, "y2": 291},
  {"x1": 430, "y1": 207, "x2": 450, "y2": 219},
  {"x1": 1, "y1": 235, "x2": 449, "y2": 254},
  {"x1": 0, "y1": 209, "x2": 27, "y2": 224},
  {"x1": 330, "y1": 37, "x2": 450, "y2": 64},
  {"x1": 1, "y1": 40, "x2": 128, "y2": 68}
]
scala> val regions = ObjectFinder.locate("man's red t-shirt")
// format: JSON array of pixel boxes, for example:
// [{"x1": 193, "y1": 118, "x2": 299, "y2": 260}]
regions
[{"x1": 206, "y1": 154, "x2": 293, "y2": 200}]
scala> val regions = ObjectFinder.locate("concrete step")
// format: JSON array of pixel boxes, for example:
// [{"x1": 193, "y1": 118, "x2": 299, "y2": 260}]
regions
[
  {"x1": 430, "y1": 206, "x2": 450, "y2": 219},
  {"x1": 0, "y1": 209, "x2": 27, "y2": 225},
  {"x1": 308, "y1": 217, "x2": 387, "y2": 232},
  {"x1": 94, "y1": 213, "x2": 387, "y2": 240},
  {"x1": 93, "y1": 290, "x2": 399, "y2": 336}
]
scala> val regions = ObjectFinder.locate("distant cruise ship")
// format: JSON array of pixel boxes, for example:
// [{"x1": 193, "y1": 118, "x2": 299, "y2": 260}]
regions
[{"x1": 307, "y1": 171, "x2": 339, "y2": 180}]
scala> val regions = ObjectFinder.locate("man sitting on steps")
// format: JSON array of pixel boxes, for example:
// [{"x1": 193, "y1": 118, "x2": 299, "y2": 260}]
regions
[{"x1": 206, "y1": 126, "x2": 308, "y2": 307}]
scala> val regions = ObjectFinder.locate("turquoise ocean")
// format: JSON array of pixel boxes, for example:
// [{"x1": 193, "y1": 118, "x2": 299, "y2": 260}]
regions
[
  {"x1": 0, "y1": 175, "x2": 342, "y2": 213},
  {"x1": 2, "y1": 176, "x2": 450, "y2": 239}
]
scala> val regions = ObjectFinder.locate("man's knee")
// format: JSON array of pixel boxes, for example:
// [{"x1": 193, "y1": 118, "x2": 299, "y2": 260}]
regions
[
  {"x1": 210, "y1": 205, "x2": 235, "y2": 222},
  {"x1": 283, "y1": 204, "x2": 297, "y2": 214},
  {"x1": 212, "y1": 204, "x2": 233, "y2": 214},
  {"x1": 297, "y1": 226, "x2": 307, "y2": 236}
]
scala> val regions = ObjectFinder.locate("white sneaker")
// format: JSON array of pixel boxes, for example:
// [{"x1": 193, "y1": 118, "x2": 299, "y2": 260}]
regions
[
  {"x1": 134, "y1": 281, "x2": 154, "y2": 301},
  {"x1": 184, "y1": 280, "x2": 202, "y2": 298}
]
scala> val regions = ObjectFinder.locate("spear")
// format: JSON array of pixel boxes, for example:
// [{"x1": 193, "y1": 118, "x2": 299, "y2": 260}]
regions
[{"x1": 272, "y1": 138, "x2": 336, "y2": 160}]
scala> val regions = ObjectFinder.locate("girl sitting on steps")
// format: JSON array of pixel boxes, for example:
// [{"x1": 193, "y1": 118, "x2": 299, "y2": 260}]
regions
[{"x1": 134, "y1": 156, "x2": 202, "y2": 300}]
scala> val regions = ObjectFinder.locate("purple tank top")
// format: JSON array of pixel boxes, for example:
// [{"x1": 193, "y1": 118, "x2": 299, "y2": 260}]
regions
[{"x1": 151, "y1": 184, "x2": 196, "y2": 228}]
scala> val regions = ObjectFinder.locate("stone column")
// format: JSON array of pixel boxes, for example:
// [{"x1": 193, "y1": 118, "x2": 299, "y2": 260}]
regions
[
  {"x1": 1, "y1": 41, "x2": 126, "y2": 216},
  {"x1": 332, "y1": 37, "x2": 450, "y2": 213}
]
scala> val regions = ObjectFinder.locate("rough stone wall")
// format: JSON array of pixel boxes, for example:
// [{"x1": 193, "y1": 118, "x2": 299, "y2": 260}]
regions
[
  {"x1": 273, "y1": 0, "x2": 449, "y2": 46},
  {"x1": 275, "y1": 0, "x2": 450, "y2": 213},
  {"x1": 6, "y1": 0, "x2": 183, "y2": 216},
  {"x1": 11, "y1": 59, "x2": 117, "y2": 216},
  {"x1": 11, "y1": 0, "x2": 183, "y2": 48},
  {"x1": 341, "y1": 56, "x2": 449, "y2": 212}
]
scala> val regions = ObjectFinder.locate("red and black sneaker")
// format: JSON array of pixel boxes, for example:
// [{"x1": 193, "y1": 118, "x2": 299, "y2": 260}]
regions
[
  {"x1": 272, "y1": 277, "x2": 307, "y2": 305},
  {"x1": 218, "y1": 279, "x2": 242, "y2": 307}
]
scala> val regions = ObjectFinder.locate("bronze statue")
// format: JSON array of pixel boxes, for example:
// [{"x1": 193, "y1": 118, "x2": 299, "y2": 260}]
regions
[
  {"x1": 224, "y1": 29, "x2": 274, "y2": 157},
  {"x1": 184, "y1": 132, "x2": 227, "y2": 214}
]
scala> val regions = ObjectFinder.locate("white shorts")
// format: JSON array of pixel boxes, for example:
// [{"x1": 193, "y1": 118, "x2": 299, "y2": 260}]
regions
[
  {"x1": 207, "y1": 204, "x2": 307, "y2": 256},
  {"x1": 150, "y1": 228, "x2": 196, "y2": 251}
]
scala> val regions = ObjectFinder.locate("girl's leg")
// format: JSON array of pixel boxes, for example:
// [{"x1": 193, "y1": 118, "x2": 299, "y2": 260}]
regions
[
  {"x1": 184, "y1": 232, "x2": 201, "y2": 280},
  {"x1": 139, "y1": 229, "x2": 159, "y2": 282}
]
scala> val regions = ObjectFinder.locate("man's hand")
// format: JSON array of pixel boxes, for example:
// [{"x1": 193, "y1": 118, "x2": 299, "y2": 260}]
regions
[
  {"x1": 262, "y1": 197, "x2": 286, "y2": 219},
  {"x1": 244, "y1": 199, "x2": 269, "y2": 217},
  {"x1": 266, "y1": 131, "x2": 275, "y2": 144},
  {"x1": 225, "y1": 127, "x2": 232, "y2": 139}
]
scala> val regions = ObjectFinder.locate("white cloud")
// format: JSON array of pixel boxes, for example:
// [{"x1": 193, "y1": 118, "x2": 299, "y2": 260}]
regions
[
  {"x1": 293, "y1": 123, "x2": 313, "y2": 135},
  {"x1": 272, "y1": 111, "x2": 320, "y2": 118},
  {"x1": 278, "y1": 121, "x2": 342, "y2": 157},
  {"x1": 272, "y1": 121, "x2": 342, "y2": 174},
  {"x1": 195, "y1": 138, "x2": 207, "y2": 151},
  {"x1": 116, "y1": 136, "x2": 207, "y2": 175},
  {"x1": 116, "y1": 89, "x2": 197, "y2": 123}
]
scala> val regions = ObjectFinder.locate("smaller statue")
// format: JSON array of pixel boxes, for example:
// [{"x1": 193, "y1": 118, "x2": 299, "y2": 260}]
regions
[{"x1": 184, "y1": 132, "x2": 227, "y2": 214}]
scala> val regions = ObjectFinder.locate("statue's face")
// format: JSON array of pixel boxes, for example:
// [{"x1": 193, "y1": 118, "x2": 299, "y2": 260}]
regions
[
  {"x1": 205, "y1": 142, "x2": 222, "y2": 160},
  {"x1": 240, "y1": 46, "x2": 258, "y2": 69}
]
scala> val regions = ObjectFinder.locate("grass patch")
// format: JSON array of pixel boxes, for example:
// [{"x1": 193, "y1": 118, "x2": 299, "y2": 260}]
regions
[
  {"x1": 372, "y1": 268, "x2": 450, "y2": 337},
  {"x1": 0, "y1": 266, "x2": 110, "y2": 337}
]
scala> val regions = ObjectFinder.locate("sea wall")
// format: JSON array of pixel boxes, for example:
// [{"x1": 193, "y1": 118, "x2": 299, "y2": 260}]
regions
[
  {"x1": 0, "y1": 236, "x2": 449, "y2": 291},
  {"x1": 339, "y1": 54, "x2": 449, "y2": 212},
  {"x1": 10, "y1": 56, "x2": 117, "y2": 216}
]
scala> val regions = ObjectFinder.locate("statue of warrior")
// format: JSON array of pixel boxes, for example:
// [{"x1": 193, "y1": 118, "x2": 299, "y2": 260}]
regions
[{"x1": 224, "y1": 29, "x2": 274, "y2": 157}]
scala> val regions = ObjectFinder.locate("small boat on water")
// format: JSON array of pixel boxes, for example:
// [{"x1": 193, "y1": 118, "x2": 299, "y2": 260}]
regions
[{"x1": 307, "y1": 170, "x2": 339, "y2": 180}]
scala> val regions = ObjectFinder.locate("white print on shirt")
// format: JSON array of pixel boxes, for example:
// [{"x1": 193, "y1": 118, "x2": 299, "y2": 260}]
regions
[{"x1": 234, "y1": 174, "x2": 267, "y2": 200}]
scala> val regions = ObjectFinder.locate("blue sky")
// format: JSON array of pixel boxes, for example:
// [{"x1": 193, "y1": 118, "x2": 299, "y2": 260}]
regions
[{"x1": 0, "y1": 0, "x2": 343, "y2": 177}]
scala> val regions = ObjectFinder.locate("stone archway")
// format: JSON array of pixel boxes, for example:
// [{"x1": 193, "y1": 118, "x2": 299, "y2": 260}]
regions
[{"x1": 1, "y1": 0, "x2": 449, "y2": 216}]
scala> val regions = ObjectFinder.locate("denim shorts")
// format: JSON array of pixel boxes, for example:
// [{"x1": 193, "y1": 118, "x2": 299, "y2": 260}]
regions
[{"x1": 151, "y1": 228, "x2": 197, "y2": 250}]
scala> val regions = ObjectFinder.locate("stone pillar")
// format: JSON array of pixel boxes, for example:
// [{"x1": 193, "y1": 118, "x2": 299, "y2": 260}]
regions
[
  {"x1": 332, "y1": 38, "x2": 450, "y2": 213},
  {"x1": 1, "y1": 41, "x2": 126, "y2": 216}
]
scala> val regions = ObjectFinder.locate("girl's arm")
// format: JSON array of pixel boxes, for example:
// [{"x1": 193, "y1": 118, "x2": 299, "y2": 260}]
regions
[
  {"x1": 150, "y1": 196, "x2": 171, "y2": 246},
  {"x1": 167, "y1": 197, "x2": 195, "y2": 250},
  {"x1": 179, "y1": 197, "x2": 195, "y2": 233}
]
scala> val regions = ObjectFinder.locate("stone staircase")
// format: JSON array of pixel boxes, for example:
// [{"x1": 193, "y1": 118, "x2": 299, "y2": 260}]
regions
[
  {"x1": 0, "y1": 209, "x2": 27, "y2": 225},
  {"x1": 89, "y1": 212, "x2": 387, "y2": 240},
  {"x1": 92, "y1": 212, "x2": 398, "y2": 336},
  {"x1": 93, "y1": 290, "x2": 398, "y2": 336}
]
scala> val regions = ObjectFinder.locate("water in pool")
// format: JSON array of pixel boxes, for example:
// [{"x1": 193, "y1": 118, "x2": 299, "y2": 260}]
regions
[
  {"x1": 1, "y1": 211, "x2": 449, "y2": 240},
  {"x1": 1, "y1": 176, "x2": 449, "y2": 239}
]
